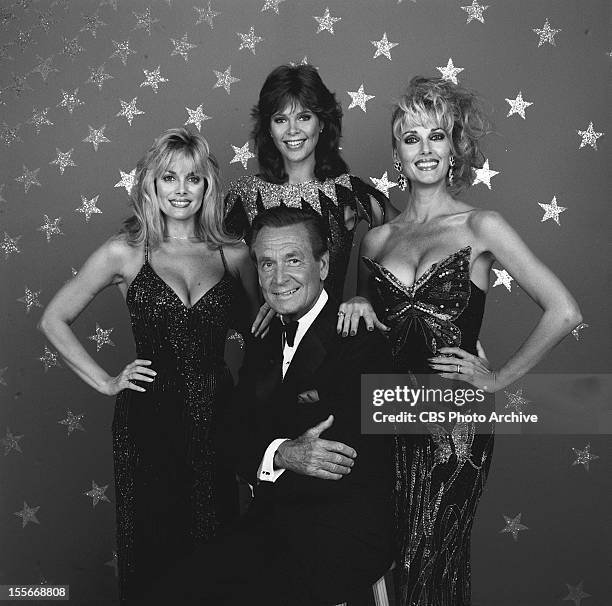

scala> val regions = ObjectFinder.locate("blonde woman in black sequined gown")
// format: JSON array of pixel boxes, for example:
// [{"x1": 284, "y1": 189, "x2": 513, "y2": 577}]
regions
[
  {"x1": 338, "y1": 77, "x2": 581, "y2": 605},
  {"x1": 39, "y1": 128, "x2": 259, "y2": 604}
]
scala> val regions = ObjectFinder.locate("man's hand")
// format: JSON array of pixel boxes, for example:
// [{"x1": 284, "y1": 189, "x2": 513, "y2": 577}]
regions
[{"x1": 274, "y1": 415, "x2": 356, "y2": 480}]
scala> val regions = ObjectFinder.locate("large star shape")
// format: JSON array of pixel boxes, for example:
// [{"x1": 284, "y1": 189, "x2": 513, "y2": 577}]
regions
[
  {"x1": 114, "y1": 169, "x2": 136, "y2": 195},
  {"x1": 1, "y1": 232, "x2": 22, "y2": 258},
  {"x1": 194, "y1": 1, "x2": 220, "y2": 28},
  {"x1": 314, "y1": 7, "x2": 341, "y2": 35},
  {"x1": 140, "y1": 66, "x2": 168, "y2": 94},
  {"x1": 532, "y1": 18, "x2": 562, "y2": 47},
  {"x1": 32, "y1": 55, "x2": 58, "y2": 81},
  {"x1": 83, "y1": 125, "x2": 110, "y2": 151},
  {"x1": 133, "y1": 7, "x2": 158, "y2": 36},
  {"x1": 492, "y1": 268, "x2": 513, "y2": 291},
  {"x1": 347, "y1": 84, "x2": 375, "y2": 112},
  {"x1": 461, "y1": 1, "x2": 489, "y2": 24},
  {"x1": 563, "y1": 581, "x2": 591, "y2": 606},
  {"x1": 237, "y1": 26, "x2": 264, "y2": 55},
  {"x1": 38, "y1": 215, "x2": 63, "y2": 241},
  {"x1": 1, "y1": 122, "x2": 23, "y2": 146},
  {"x1": 538, "y1": 196, "x2": 566, "y2": 225},
  {"x1": 171, "y1": 33, "x2": 197, "y2": 62},
  {"x1": 89, "y1": 323, "x2": 115, "y2": 351},
  {"x1": 39, "y1": 346, "x2": 60, "y2": 371},
  {"x1": 577, "y1": 122, "x2": 603, "y2": 150},
  {"x1": 109, "y1": 40, "x2": 136, "y2": 66},
  {"x1": 2, "y1": 427, "x2": 24, "y2": 455},
  {"x1": 75, "y1": 194, "x2": 103, "y2": 222},
  {"x1": 370, "y1": 172, "x2": 397, "y2": 198},
  {"x1": 261, "y1": 0, "x2": 286, "y2": 14},
  {"x1": 14, "y1": 501, "x2": 40, "y2": 527},
  {"x1": 499, "y1": 513, "x2": 528, "y2": 541},
  {"x1": 49, "y1": 148, "x2": 76, "y2": 175},
  {"x1": 116, "y1": 97, "x2": 145, "y2": 126},
  {"x1": 17, "y1": 286, "x2": 42, "y2": 314},
  {"x1": 371, "y1": 32, "x2": 398, "y2": 61},
  {"x1": 505, "y1": 91, "x2": 533, "y2": 119},
  {"x1": 57, "y1": 88, "x2": 84, "y2": 114},
  {"x1": 58, "y1": 410, "x2": 85, "y2": 436},
  {"x1": 504, "y1": 388, "x2": 531, "y2": 413},
  {"x1": 15, "y1": 165, "x2": 41, "y2": 193},
  {"x1": 81, "y1": 13, "x2": 107, "y2": 38},
  {"x1": 436, "y1": 58, "x2": 464, "y2": 85},
  {"x1": 61, "y1": 36, "x2": 84, "y2": 60},
  {"x1": 27, "y1": 107, "x2": 54, "y2": 134},
  {"x1": 571, "y1": 443, "x2": 599, "y2": 471},
  {"x1": 472, "y1": 159, "x2": 499, "y2": 189},
  {"x1": 84, "y1": 481, "x2": 111, "y2": 507},
  {"x1": 185, "y1": 104, "x2": 212, "y2": 132},
  {"x1": 230, "y1": 142, "x2": 256, "y2": 170},
  {"x1": 87, "y1": 64, "x2": 114, "y2": 90},
  {"x1": 213, "y1": 65, "x2": 240, "y2": 94}
]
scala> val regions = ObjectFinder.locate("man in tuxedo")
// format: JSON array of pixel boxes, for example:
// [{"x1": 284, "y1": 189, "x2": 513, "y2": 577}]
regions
[{"x1": 140, "y1": 206, "x2": 394, "y2": 606}]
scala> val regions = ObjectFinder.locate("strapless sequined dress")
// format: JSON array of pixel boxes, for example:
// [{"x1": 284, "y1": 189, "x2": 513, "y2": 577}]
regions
[
  {"x1": 112, "y1": 244, "x2": 244, "y2": 603},
  {"x1": 363, "y1": 246, "x2": 495, "y2": 606}
]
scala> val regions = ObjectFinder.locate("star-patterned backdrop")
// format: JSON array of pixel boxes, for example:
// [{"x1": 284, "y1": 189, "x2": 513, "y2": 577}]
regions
[{"x1": 0, "y1": 1, "x2": 610, "y2": 604}]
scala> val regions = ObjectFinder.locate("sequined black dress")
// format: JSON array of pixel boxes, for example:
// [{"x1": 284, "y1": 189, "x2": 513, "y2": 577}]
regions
[
  {"x1": 363, "y1": 246, "x2": 495, "y2": 606},
  {"x1": 112, "y1": 244, "x2": 243, "y2": 604},
  {"x1": 224, "y1": 174, "x2": 389, "y2": 301}
]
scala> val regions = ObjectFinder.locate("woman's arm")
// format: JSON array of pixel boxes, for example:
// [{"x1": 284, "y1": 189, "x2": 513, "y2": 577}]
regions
[
  {"x1": 37, "y1": 237, "x2": 156, "y2": 396},
  {"x1": 224, "y1": 241, "x2": 261, "y2": 325}
]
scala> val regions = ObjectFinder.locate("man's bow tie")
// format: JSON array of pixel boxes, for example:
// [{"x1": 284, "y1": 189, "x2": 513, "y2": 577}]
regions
[{"x1": 280, "y1": 320, "x2": 299, "y2": 348}]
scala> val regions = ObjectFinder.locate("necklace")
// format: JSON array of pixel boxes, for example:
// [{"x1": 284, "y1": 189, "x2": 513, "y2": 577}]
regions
[{"x1": 165, "y1": 234, "x2": 199, "y2": 241}]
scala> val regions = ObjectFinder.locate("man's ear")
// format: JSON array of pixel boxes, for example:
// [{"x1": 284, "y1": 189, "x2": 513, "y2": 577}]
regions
[{"x1": 319, "y1": 250, "x2": 329, "y2": 281}]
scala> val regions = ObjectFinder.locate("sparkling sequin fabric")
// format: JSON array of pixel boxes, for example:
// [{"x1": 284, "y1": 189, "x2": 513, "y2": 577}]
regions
[
  {"x1": 224, "y1": 174, "x2": 389, "y2": 301},
  {"x1": 112, "y1": 245, "x2": 243, "y2": 603},
  {"x1": 365, "y1": 246, "x2": 495, "y2": 606}
]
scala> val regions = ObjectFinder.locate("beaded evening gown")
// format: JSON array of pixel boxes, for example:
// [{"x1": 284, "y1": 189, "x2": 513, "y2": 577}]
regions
[
  {"x1": 112, "y1": 243, "x2": 244, "y2": 604},
  {"x1": 224, "y1": 174, "x2": 389, "y2": 301},
  {"x1": 363, "y1": 246, "x2": 495, "y2": 606}
]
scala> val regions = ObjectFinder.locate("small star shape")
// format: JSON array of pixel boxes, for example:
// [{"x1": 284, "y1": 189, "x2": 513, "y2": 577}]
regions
[
  {"x1": 87, "y1": 64, "x2": 113, "y2": 91},
  {"x1": 38, "y1": 215, "x2": 63, "y2": 241},
  {"x1": 14, "y1": 502, "x2": 40, "y2": 527},
  {"x1": 577, "y1": 122, "x2": 603, "y2": 150},
  {"x1": 314, "y1": 7, "x2": 341, "y2": 34},
  {"x1": 140, "y1": 66, "x2": 168, "y2": 94},
  {"x1": 532, "y1": 18, "x2": 561, "y2": 47},
  {"x1": 15, "y1": 29, "x2": 35, "y2": 53},
  {"x1": 89, "y1": 323, "x2": 115, "y2": 351},
  {"x1": 563, "y1": 581, "x2": 591, "y2": 606},
  {"x1": 49, "y1": 148, "x2": 76, "y2": 175},
  {"x1": 58, "y1": 410, "x2": 85, "y2": 436},
  {"x1": 114, "y1": 169, "x2": 136, "y2": 195},
  {"x1": 32, "y1": 55, "x2": 58, "y2": 82},
  {"x1": 499, "y1": 513, "x2": 528, "y2": 541},
  {"x1": 370, "y1": 172, "x2": 397, "y2": 197},
  {"x1": 230, "y1": 142, "x2": 256, "y2": 170},
  {"x1": 39, "y1": 346, "x2": 60, "y2": 371},
  {"x1": 1, "y1": 232, "x2": 22, "y2": 258},
  {"x1": 17, "y1": 287, "x2": 42, "y2": 314},
  {"x1": 461, "y1": 1, "x2": 489, "y2": 24},
  {"x1": 538, "y1": 196, "x2": 566, "y2": 226},
  {"x1": 105, "y1": 551, "x2": 119, "y2": 577},
  {"x1": 84, "y1": 481, "x2": 111, "y2": 507},
  {"x1": 472, "y1": 159, "x2": 499, "y2": 189},
  {"x1": 0, "y1": 8, "x2": 16, "y2": 27},
  {"x1": 436, "y1": 58, "x2": 464, "y2": 85},
  {"x1": 194, "y1": 2, "x2": 220, "y2": 28},
  {"x1": 57, "y1": 88, "x2": 84, "y2": 114},
  {"x1": 289, "y1": 56, "x2": 310, "y2": 67},
  {"x1": 571, "y1": 322, "x2": 589, "y2": 340},
  {"x1": 83, "y1": 125, "x2": 110, "y2": 152},
  {"x1": 133, "y1": 7, "x2": 158, "y2": 36},
  {"x1": 27, "y1": 107, "x2": 54, "y2": 134},
  {"x1": 213, "y1": 65, "x2": 240, "y2": 94},
  {"x1": 505, "y1": 91, "x2": 533, "y2": 119},
  {"x1": 171, "y1": 33, "x2": 197, "y2": 62},
  {"x1": 2, "y1": 427, "x2": 24, "y2": 455},
  {"x1": 347, "y1": 84, "x2": 375, "y2": 112},
  {"x1": 504, "y1": 388, "x2": 530, "y2": 413},
  {"x1": 7, "y1": 72, "x2": 32, "y2": 98},
  {"x1": 1, "y1": 122, "x2": 23, "y2": 146},
  {"x1": 261, "y1": 0, "x2": 286, "y2": 14},
  {"x1": 185, "y1": 104, "x2": 211, "y2": 132},
  {"x1": 571, "y1": 443, "x2": 599, "y2": 471},
  {"x1": 371, "y1": 33, "x2": 398, "y2": 61},
  {"x1": 35, "y1": 9, "x2": 56, "y2": 33},
  {"x1": 116, "y1": 97, "x2": 145, "y2": 126},
  {"x1": 75, "y1": 194, "x2": 102, "y2": 222},
  {"x1": 492, "y1": 268, "x2": 513, "y2": 291},
  {"x1": 80, "y1": 13, "x2": 107, "y2": 38},
  {"x1": 61, "y1": 36, "x2": 84, "y2": 60},
  {"x1": 110, "y1": 40, "x2": 136, "y2": 66},
  {"x1": 15, "y1": 165, "x2": 41, "y2": 194},
  {"x1": 237, "y1": 26, "x2": 263, "y2": 55}
]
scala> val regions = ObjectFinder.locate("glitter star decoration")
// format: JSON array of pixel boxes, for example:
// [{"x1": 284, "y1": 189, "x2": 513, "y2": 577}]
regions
[
  {"x1": 61, "y1": 36, "x2": 84, "y2": 60},
  {"x1": 563, "y1": 581, "x2": 592, "y2": 606},
  {"x1": 116, "y1": 97, "x2": 145, "y2": 126},
  {"x1": 314, "y1": 7, "x2": 341, "y2": 34},
  {"x1": 577, "y1": 122, "x2": 604, "y2": 150},
  {"x1": 140, "y1": 66, "x2": 168, "y2": 93},
  {"x1": 461, "y1": 1, "x2": 489, "y2": 24},
  {"x1": 371, "y1": 32, "x2": 398, "y2": 61},
  {"x1": 27, "y1": 107, "x2": 54, "y2": 134},
  {"x1": 571, "y1": 322, "x2": 589, "y2": 340},
  {"x1": 84, "y1": 481, "x2": 111, "y2": 507},
  {"x1": 538, "y1": 196, "x2": 567, "y2": 226},
  {"x1": 436, "y1": 58, "x2": 464, "y2": 85},
  {"x1": 261, "y1": 0, "x2": 286, "y2": 14},
  {"x1": 504, "y1": 388, "x2": 531, "y2": 413},
  {"x1": 237, "y1": 26, "x2": 263, "y2": 55},
  {"x1": 75, "y1": 195, "x2": 102, "y2": 222},
  {"x1": 14, "y1": 502, "x2": 40, "y2": 527},
  {"x1": 38, "y1": 215, "x2": 63, "y2": 241},
  {"x1": 505, "y1": 91, "x2": 533, "y2": 119},
  {"x1": 370, "y1": 172, "x2": 397, "y2": 198},
  {"x1": 15, "y1": 29, "x2": 35, "y2": 53},
  {"x1": 49, "y1": 148, "x2": 76, "y2": 175},
  {"x1": 171, "y1": 34, "x2": 197, "y2": 61},
  {"x1": 35, "y1": 9, "x2": 56, "y2": 33},
  {"x1": 472, "y1": 159, "x2": 499, "y2": 189},
  {"x1": 1, "y1": 232, "x2": 22, "y2": 258},
  {"x1": 114, "y1": 169, "x2": 136, "y2": 195},
  {"x1": 213, "y1": 65, "x2": 240, "y2": 94},
  {"x1": 571, "y1": 443, "x2": 599, "y2": 471},
  {"x1": 58, "y1": 410, "x2": 85, "y2": 436},
  {"x1": 81, "y1": 13, "x2": 106, "y2": 38},
  {"x1": 17, "y1": 286, "x2": 42, "y2": 314},
  {"x1": 532, "y1": 18, "x2": 562, "y2": 47},
  {"x1": 15, "y1": 165, "x2": 41, "y2": 194},
  {"x1": 347, "y1": 84, "x2": 375, "y2": 113},
  {"x1": 110, "y1": 40, "x2": 136, "y2": 66},
  {"x1": 87, "y1": 64, "x2": 113, "y2": 91},
  {"x1": 230, "y1": 142, "x2": 256, "y2": 170},
  {"x1": 39, "y1": 346, "x2": 60, "y2": 371},
  {"x1": 492, "y1": 268, "x2": 513, "y2": 291},
  {"x1": 7, "y1": 73, "x2": 32, "y2": 98},
  {"x1": 89, "y1": 323, "x2": 115, "y2": 351},
  {"x1": 499, "y1": 513, "x2": 528, "y2": 541},
  {"x1": 1, "y1": 122, "x2": 23, "y2": 147},
  {"x1": 83, "y1": 125, "x2": 110, "y2": 151},
  {"x1": 194, "y1": 1, "x2": 220, "y2": 28},
  {"x1": 32, "y1": 55, "x2": 58, "y2": 82},
  {"x1": 133, "y1": 7, "x2": 158, "y2": 36},
  {"x1": 57, "y1": 88, "x2": 84, "y2": 114},
  {"x1": 2, "y1": 427, "x2": 24, "y2": 455},
  {"x1": 185, "y1": 104, "x2": 212, "y2": 132}
]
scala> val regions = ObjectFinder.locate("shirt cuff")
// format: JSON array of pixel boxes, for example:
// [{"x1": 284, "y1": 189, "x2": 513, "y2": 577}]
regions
[{"x1": 257, "y1": 438, "x2": 289, "y2": 483}]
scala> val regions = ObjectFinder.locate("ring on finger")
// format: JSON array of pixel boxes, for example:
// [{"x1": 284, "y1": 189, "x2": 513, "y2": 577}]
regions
[
  {"x1": 456, "y1": 364, "x2": 461, "y2": 373},
  {"x1": 337, "y1": 311, "x2": 345, "y2": 317}
]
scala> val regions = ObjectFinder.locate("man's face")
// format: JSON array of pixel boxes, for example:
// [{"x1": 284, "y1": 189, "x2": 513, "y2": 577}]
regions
[{"x1": 253, "y1": 223, "x2": 329, "y2": 321}]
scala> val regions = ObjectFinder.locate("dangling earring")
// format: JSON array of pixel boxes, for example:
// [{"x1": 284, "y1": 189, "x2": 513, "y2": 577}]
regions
[
  {"x1": 448, "y1": 155, "x2": 455, "y2": 187},
  {"x1": 393, "y1": 154, "x2": 407, "y2": 191}
]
